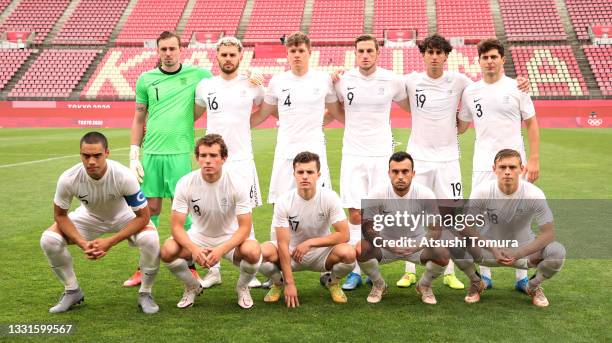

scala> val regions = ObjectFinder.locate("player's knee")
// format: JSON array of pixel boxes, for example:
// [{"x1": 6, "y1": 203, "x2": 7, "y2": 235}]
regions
[
  {"x1": 357, "y1": 240, "x2": 374, "y2": 262},
  {"x1": 337, "y1": 244, "x2": 356, "y2": 263},
  {"x1": 241, "y1": 241, "x2": 261, "y2": 264},
  {"x1": 544, "y1": 241, "x2": 566, "y2": 264},
  {"x1": 40, "y1": 230, "x2": 65, "y2": 254},
  {"x1": 160, "y1": 242, "x2": 177, "y2": 263},
  {"x1": 136, "y1": 230, "x2": 160, "y2": 252},
  {"x1": 261, "y1": 242, "x2": 278, "y2": 263}
]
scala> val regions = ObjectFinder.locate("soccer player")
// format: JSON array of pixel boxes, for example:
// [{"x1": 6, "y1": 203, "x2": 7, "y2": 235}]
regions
[
  {"x1": 450, "y1": 149, "x2": 565, "y2": 307},
  {"x1": 125, "y1": 31, "x2": 212, "y2": 287},
  {"x1": 251, "y1": 31, "x2": 344, "y2": 204},
  {"x1": 359, "y1": 151, "x2": 449, "y2": 304},
  {"x1": 333, "y1": 34, "x2": 411, "y2": 290},
  {"x1": 160, "y1": 134, "x2": 261, "y2": 309},
  {"x1": 458, "y1": 38, "x2": 540, "y2": 291},
  {"x1": 259, "y1": 152, "x2": 356, "y2": 307},
  {"x1": 194, "y1": 36, "x2": 265, "y2": 289},
  {"x1": 40, "y1": 132, "x2": 160, "y2": 314}
]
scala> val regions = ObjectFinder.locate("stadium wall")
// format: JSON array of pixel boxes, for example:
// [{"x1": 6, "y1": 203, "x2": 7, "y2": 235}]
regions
[{"x1": 0, "y1": 100, "x2": 609, "y2": 128}]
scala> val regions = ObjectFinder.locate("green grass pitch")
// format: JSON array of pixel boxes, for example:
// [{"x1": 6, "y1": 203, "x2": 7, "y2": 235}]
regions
[{"x1": 0, "y1": 128, "x2": 610, "y2": 342}]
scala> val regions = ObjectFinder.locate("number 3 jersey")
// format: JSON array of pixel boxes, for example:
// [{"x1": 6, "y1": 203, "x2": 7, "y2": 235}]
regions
[
  {"x1": 405, "y1": 71, "x2": 472, "y2": 162},
  {"x1": 195, "y1": 75, "x2": 265, "y2": 162},
  {"x1": 459, "y1": 75, "x2": 535, "y2": 171},
  {"x1": 264, "y1": 70, "x2": 337, "y2": 159},
  {"x1": 172, "y1": 169, "x2": 252, "y2": 239},
  {"x1": 54, "y1": 160, "x2": 148, "y2": 223},
  {"x1": 272, "y1": 188, "x2": 346, "y2": 251}
]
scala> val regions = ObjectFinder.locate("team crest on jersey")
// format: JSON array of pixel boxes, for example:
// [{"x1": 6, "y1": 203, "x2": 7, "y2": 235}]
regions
[
  {"x1": 317, "y1": 212, "x2": 326, "y2": 221},
  {"x1": 220, "y1": 197, "x2": 229, "y2": 207},
  {"x1": 313, "y1": 87, "x2": 320, "y2": 95},
  {"x1": 503, "y1": 95, "x2": 510, "y2": 104},
  {"x1": 240, "y1": 89, "x2": 247, "y2": 97},
  {"x1": 378, "y1": 87, "x2": 385, "y2": 95},
  {"x1": 180, "y1": 77, "x2": 187, "y2": 86},
  {"x1": 448, "y1": 89, "x2": 454, "y2": 95}
]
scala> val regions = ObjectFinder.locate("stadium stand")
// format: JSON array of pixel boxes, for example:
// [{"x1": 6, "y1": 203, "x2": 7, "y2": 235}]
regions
[
  {"x1": 0, "y1": 49, "x2": 32, "y2": 90},
  {"x1": 0, "y1": 0, "x2": 71, "y2": 44},
  {"x1": 372, "y1": 0, "x2": 428, "y2": 41},
  {"x1": 53, "y1": 0, "x2": 129, "y2": 45},
  {"x1": 1, "y1": 0, "x2": 12, "y2": 12},
  {"x1": 308, "y1": 0, "x2": 364, "y2": 43},
  {"x1": 566, "y1": 0, "x2": 612, "y2": 41},
  {"x1": 436, "y1": 0, "x2": 496, "y2": 43},
  {"x1": 181, "y1": 0, "x2": 246, "y2": 43},
  {"x1": 115, "y1": 0, "x2": 188, "y2": 46},
  {"x1": 511, "y1": 46, "x2": 589, "y2": 97},
  {"x1": 8, "y1": 49, "x2": 98, "y2": 98},
  {"x1": 583, "y1": 45, "x2": 612, "y2": 96},
  {"x1": 243, "y1": 0, "x2": 305, "y2": 43},
  {"x1": 499, "y1": 0, "x2": 566, "y2": 42}
]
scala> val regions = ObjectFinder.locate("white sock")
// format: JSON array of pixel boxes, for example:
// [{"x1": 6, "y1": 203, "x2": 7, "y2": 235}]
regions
[
  {"x1": 330, "y1": 262, "x2": 355, "y2": 284},
  {"x1": 420, "y1": 261, "x2": 446, "y2": 286},
  {"x1": 259, "y1": 262, "x2": 282, "y2": 285},
  {"x1": 480, "y1": 265, "x2": 492, "y2": 279},
  {"x1": 237, "y1": 256, "x2": 262, "y2": 288},
  {"x1": 40, "y1": 231, "x2": 78, "y2": 290},
  {"x1": 135, "y1": 230, "x2": 160, "y2": 293},
  {"x1": 359, "y1": 259, "x2": 383, "y2": 283},
  {"x1": 405, "y1": 261, "x2": 416, "y2": 274},
  {"x1": 348, "y1": 223, "x2": 361, "y2": 274},
  {"x1": 166, "y1": 258, "x2": 200, "y2": 288},
  {"x1": 444, "y1": 260, "x2": 455, "y2": 276},
  {"x1": 515, "y1": 268, "x2": 528, "y2": 281}
]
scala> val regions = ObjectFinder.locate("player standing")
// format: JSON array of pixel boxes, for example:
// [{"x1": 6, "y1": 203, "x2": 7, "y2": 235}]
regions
[
  {"x1": 124, "y1": 31, "x2": 212, "y2": 287},
  {"x1": 458, "y1": 38, "x2": 540, "y2": 291},
  {"x1": 160, "y1": 134, "x2": 262, "y2": 309},
  {"x1": 451, "y1": 149, "x2": 565, "y2": 307},
  {"x1": 194, "y1": 36, "x2": 265, "y2": 289},
  {"x1": 333, "y1": 34, "x2": 411, "y2": 290},
  {"x1": 259, "y1": 152, "x2": 356, "y2": 306},
  {"x1": 359, "y1": 152, "x2": 449, "y2": 304},
  {"x1": 40, "y1": 132, "x2": 160, "y2": 314}
]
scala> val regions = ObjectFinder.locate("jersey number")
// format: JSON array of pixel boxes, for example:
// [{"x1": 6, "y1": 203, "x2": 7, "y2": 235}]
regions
[
  {"x1": 207, "y1": 97, "x2": 219, "y2": 111},
  {"x1": 283, "y1": 94, "x2": 292, "y2": 107},
  {"x1": 193, "y1": 205, "x2": 202, "y2": 216},
  {"x1": 451, "y1": 182, "x2": 462, "y2": 197},
  {"x1": 475, "y1": 103, "x2": 483, "y2": 117},
  {"x1": 289, "y1": 217, "x2": 299, "y2": 231},
  {"x1": 154, "y1": 87, "x2": 159, "y2": 101},
  {"x1": 347, "y1": 91, "x2": 354, "y2": 105},
  {"x1": 415, "y1": 93, "x2": 426, "y2": 108},
  {"x1": 488, "y1": 212, "x2": 498, "y2": 224}
]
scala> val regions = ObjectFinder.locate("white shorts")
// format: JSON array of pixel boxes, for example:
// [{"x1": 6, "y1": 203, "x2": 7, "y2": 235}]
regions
[
  {"x1": 380, "y1": 248, "x2": 423, "y2": 265},
  {"x1": 340, "y1": 155, "x2": 388, "y2": 209},
  {"x1": 185, "y1": 230, "x2": 256, "y2": 264},
  {"x1": 224, "y1": 159, "x2": 263, "y2": 208},
  {"x1": 269, "y1": 241, "x2": 334, "y2": 272},
  {"x1": 268, "y1": 155, "x2": 332, "y2": 204},
  {"x1": 68, "y1": 207, "x2": 156, "y2": 246},
  {"x1": 413, "y1": 159, "x2": 462, "y2": 201}
]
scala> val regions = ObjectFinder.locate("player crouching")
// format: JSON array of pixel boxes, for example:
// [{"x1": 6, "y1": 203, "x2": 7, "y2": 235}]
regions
[
  {"x1": 259, "y1": 152, "x2": 356, "y2": 307},
  {"x1": 451, "y1": 149, "x2": 565, "y2": 307},
  {"x1": 40, "y1": 132, "x2": 160, "y2": 314},
  {"x1": 160, "y1": 134, "x2": 261, "y2": 309}
]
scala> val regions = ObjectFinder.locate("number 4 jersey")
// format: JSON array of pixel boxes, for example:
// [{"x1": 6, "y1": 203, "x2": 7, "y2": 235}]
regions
[{"x1": 459, "y1": 75, "x2": 535, "y2": 171}]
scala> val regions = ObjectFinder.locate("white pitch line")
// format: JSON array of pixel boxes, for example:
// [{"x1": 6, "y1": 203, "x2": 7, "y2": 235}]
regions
[{"x1": 0, "y1": 147, "x2": 129, "y2": 169}]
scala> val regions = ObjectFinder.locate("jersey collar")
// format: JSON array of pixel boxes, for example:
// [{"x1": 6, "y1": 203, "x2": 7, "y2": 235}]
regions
[{"x1": 159, "y1": 63, "x2": 183, "y2": 75}]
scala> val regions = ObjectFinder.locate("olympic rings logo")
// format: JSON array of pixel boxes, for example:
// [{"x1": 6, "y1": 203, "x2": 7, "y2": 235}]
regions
[{"x1": 587, "y1": 118, "x2": 603, "y2": 126}]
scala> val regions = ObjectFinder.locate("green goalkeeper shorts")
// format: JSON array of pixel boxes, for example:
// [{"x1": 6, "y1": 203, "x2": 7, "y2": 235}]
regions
[{"x1": 141, "y1": 153, "x2": 193, "y2": 198}]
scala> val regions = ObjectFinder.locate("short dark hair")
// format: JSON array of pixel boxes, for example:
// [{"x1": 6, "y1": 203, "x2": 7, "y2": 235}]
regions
[
  {"x1": 157, "y1": 31, "x2": 181, "y2": 47},
  {"x1": 477, "y1": 38, "x2": 504, "y2": 58},
  {"x1": 419, "y1": 34, "x2": 452, "y2": 55},
  {"x1": 494, "y1": 149, "x2": 522, "y2": 164},
  {"x1": 292, "y1": 151, "x2": 320, "y2": 171},
  {"x1": 194, "y1": 134, "x2": 228, "y2": 158},
  {"x1": 285, "y1": 31, "x2": 310, "y2": 49},
  {"x1": 354, "y1": 34, "x2": 379, "y2": 51},
  {"x1": 80, "y1": 131, "x2": 108, "y2": 150},
  {"x1": 388, "y1": 151, "x2": 414, "y2": 169}
]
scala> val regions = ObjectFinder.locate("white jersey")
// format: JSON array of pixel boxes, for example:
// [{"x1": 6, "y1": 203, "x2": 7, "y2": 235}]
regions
[
  {"x1": 468, "y1": 179, "x2": 553, "y2": 245},
  {"x1": 363, "y1": 181, "x2": 438, "y2": 239},
  {"x1": 272, "y1": 187, "x2": 346, "y2": 251},
  {"x1": 172, "y1": 169, "x2": 251, "y2": 238},
  {"x1": 264, "y1": 70, "x2": 337, "y2": 159},
  {"x1": 459, "y1": 75, "x2": 536, "y2": 171},
  {"x1": 54, "y1": 160, "x2": 147, "y2": 223},
  {"x1": 195, "y1": 74, "x2": 265, "y2": 161},
  {"x1": 335, "y1": 67, "x2": 407, "y2": 156},
  {"x1": 405, "y1": 71, "x2": 472, "y2": 161}
]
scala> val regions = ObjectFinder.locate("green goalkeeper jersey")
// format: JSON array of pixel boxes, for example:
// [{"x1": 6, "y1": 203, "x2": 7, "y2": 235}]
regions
[{"x1": 136, "y1": 64, "x2": 212, "y2": 154}]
